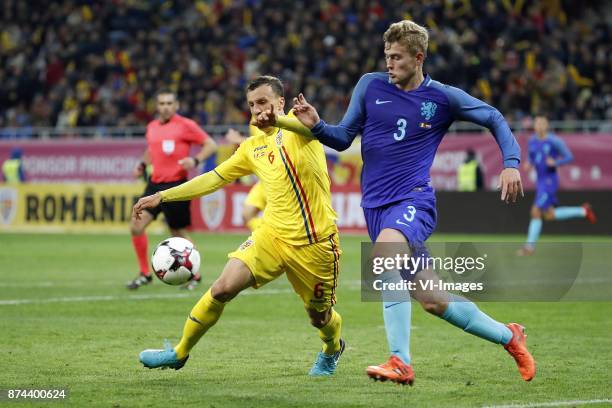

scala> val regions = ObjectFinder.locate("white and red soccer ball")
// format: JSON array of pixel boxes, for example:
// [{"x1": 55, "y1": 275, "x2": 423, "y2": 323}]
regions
[{"x1": 151, "y1": 237, "x2": 201, "y2": 285}]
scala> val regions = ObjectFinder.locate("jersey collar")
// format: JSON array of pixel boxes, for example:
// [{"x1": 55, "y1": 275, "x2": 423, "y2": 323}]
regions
[
  {"x1": 159, "y1": 114, "x2": 178, "y2": 125},
  {"x1": 387, "y1": 73, "x2": 432, "y2": 92}
]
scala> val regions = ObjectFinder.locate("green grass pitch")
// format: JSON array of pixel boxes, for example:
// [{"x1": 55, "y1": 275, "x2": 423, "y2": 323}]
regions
[{"x1": 1, "y1": 232, "x2": 611, "y2": 407}]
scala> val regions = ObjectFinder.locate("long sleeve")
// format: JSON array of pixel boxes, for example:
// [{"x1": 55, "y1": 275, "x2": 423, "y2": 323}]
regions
[
  {"x1": 276, "y1": 115, "x2": 314, "y2": 139},
  {"x1": 442, "y1": 85, "x2": 521, "y2": 168},
  {"x1": 310, "y1": 73, "x2": 378, "y2": 151},
  {"x1": 551, "y1": 135, "x2": 573, "y2": 165},
  {"x1": 160, "y1": 171, "x2": 229, "y2": 202},
  {"x1": 161, "y1": 142, "x2": 252, "y2": 202}
]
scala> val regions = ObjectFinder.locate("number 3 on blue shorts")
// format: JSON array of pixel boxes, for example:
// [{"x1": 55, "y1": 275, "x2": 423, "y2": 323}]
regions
[{"x1": 396, "y1": 205, "x2": 416, "y2": 227}]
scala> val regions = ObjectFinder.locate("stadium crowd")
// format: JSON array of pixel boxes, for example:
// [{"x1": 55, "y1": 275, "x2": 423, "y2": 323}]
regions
[{"x1": 0, "y1": 0, "x2": 609, "y2": 133}]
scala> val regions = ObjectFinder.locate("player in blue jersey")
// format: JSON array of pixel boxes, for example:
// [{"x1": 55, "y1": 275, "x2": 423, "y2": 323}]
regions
[
  {"x1": 263, "y1": 20, "x2": 536, "y2": 385},
  {"x1": 518, "y1": 115, "x2": 597, "y2": 256}
]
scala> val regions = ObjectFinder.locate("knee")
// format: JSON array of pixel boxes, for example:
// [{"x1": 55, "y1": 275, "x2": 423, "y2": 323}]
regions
[
  {"x1": 309, "y1": 316, "x2": 327, "y2": 328},
  {"x1": 130, "y1": 223, "x2": 145, "y2": 236},
  {"x1": 530, "y1": 207, "x2": 541, "y2": 219},
  {"x1": 210, "y1": 280, "x2": 238, "y2": 303},
  {"x1": 420, "y1": 300, "x2": 447, "y2": 316},
  {"x1": 543, "y1": 210, "x2": 555, "y2": 221},
  {"x1": 308, "y1": 310, "x2": 331, "y2": 328},
  {"x1": 170, "y1": 228, "x2": 188, "y2": 239}
]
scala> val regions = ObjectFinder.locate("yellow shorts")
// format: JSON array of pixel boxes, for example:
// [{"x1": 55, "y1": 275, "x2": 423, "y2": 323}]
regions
[
  {"x1": 228, "y1": 225, "x2": 341, "y2": 312},
  {"x1": 244, "y1": 181, "x2": 266, "y2": 211}
]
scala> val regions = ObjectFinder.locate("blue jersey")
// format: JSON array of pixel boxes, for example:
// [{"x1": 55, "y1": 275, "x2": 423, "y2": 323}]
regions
[
  {"x1": 528, "y1": 133, "x2": 573, "y2": 191},
  {"x1": 311, "y1": 73, "x2": 521, "y2": 208}
]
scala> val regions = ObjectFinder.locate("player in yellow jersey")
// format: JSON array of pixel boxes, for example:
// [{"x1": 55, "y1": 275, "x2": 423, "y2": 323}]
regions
[
  {"x1": 225, "y1": 128, "x2": 267, "y2": 231},
  {"x1": 134, "y1": 76, "x2": 345, "y2": 376},
  {"x1": 242, "y1": 181, "x2": 266, "y2": 230}
]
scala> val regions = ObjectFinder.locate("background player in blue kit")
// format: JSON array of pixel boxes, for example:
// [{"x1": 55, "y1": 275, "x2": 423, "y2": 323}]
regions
[
  {"x1": 276, "y1": 20, "x2": 536, "y2": 385},
  {"x1": 518, "y1": 115, "x2": 597, "y2": 256}
]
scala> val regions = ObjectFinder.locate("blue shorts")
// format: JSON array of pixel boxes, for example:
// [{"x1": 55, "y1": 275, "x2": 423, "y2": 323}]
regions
[
  {"x1": 534, "y1": 189, "x2": 558, "y2": 209},
  {"x1": 364, "y1": 187, "x2": 436, "y2": 279},
  {"x1": 365, "y1": 185, "x2": 436, "y2": 241}
]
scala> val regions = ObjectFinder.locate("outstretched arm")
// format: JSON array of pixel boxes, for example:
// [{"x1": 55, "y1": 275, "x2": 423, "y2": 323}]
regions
[
  {"x1": 132, "y1": 171, "x2": 229, "y2": 220},
  {"x1": 290, "y1": 73, "x2": 377, "y2": 151},
  {"x1": 443, "y1": 85, "x2": 523, "y2": 202},
  {"x1": 160, "y1": 170, "x2": 229, "y2": 202},
  {"x1": 276, "y1": 114, "x2": 314, "y2": 138},
  {"x1": 132, "y1": 143, "x2": 252, "y2": 220},
  {"x1": 251, "y1": 105, "x2": 315, "y2": 139}
]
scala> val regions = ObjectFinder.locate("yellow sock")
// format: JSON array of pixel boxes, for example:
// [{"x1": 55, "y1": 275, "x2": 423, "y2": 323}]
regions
[
  {"x1": 174, "y1": 289, "x2": 225, "y2": 359},
  {"x1": 246, "y1": 217, "x2": 263, "y2": 231},
  {"x1": 318, "y1": 309, "x2": 342, "y2": 355}
]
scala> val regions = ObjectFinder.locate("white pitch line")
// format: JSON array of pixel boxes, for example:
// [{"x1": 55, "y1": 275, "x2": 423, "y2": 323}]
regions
[
  {"x1": 0, "y1": 279, "x2": 363, "y2": 288},
  {"x1": 484, "y1": 398, "x2": 612, "y2": 408},
  {"x1": 0, "y1": 281, "x2": 122, "y2": 288},
  {"x1": 0, "y1": 280, "x2": 364, "y2": 290},
  {"x1": 0, "y1": 288, "x2": 295, "y2": 306}
]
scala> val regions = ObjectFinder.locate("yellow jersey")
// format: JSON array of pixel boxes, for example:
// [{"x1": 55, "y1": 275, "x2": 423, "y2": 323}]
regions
[
  {"x1": 160, "y1": 113, "x2": 338, "y2": 245},
  {"x1": 244, "y1": 181, "x2": 266, "y2": 211}
]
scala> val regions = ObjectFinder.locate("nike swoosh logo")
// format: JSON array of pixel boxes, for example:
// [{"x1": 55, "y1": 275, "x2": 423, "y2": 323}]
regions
[
  {"x1": 375, "y1": 99, "x2": 392, "y2": 104},
  {"x1": 189, "y1": 314, "x2": 204, "y2": 326}
]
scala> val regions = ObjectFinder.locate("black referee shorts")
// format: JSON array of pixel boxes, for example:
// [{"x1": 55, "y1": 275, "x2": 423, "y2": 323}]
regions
[{"x1": 141, "y1": 179, "x2": 191, "y2": 229}]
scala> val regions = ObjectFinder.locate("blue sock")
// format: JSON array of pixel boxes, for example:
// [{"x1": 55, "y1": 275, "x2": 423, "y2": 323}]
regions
[
  {"x1": 441, "y1": 295, "x2": 512, "y2": 345},
  {"x1": 554, "y1": 207, "x2": 585, "y2": 220},
  {"x1": 383, "y1": 301, "x2": 411, "y2": 364},
  {"x1": 526, "y1": 218, "x2": 542, "y2": 247}
]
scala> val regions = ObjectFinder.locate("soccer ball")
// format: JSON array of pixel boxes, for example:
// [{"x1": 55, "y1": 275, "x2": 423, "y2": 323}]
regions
[{"x1": 151, "y1": 237, "x2": 201, "y2": 285}]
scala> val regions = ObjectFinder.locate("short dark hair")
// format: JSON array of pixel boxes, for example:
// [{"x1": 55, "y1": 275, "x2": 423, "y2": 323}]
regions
[
  {"x1": 156, "y1": 89, "x2": 178, "y2": 100},
  {"x1": 246, "y1": 76, "x2": 284, "y2": 97}
]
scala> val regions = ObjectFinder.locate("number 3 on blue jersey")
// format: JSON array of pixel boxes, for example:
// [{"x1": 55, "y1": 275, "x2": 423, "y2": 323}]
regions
[
  {"x1": 396, "y1": 205, "x2": 416, "y2": 227},
  {"x1": 393, "y1": 118, "x2": 407, "y2": 141}
]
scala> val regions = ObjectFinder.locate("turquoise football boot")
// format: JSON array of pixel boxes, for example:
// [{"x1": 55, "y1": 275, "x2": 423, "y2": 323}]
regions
[
  {"x1": 139, "y1": 340, "x2": 189, "y2": 370},
  {"x1": 308, "y1": 339, "x2": 346, "y2": 376}
]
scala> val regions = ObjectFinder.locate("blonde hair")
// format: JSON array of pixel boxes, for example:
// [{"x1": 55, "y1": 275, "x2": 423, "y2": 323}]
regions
[{"x1": 383, "y1": 20, "x2": 429, "y2": 56}]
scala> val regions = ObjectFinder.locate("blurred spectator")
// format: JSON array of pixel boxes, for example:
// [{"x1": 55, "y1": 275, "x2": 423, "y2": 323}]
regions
[
  {"x1": 0, "y1": 0, "x2": 609, "y2": 131},
  {"x1": 457, "y1": 149, "x2": 483, "y2": 191},
  {"x1": 2, "y1": 146, "x2": 25, "y2": 183}
]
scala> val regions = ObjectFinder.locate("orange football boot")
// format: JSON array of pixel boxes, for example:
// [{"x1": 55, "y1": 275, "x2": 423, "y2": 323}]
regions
[
  {"x1": 504, "y1": 323, "x2": 536, "y2": 381},
  {"x1": 366, "y1": 355, "x2": 414, "y2": 385}
]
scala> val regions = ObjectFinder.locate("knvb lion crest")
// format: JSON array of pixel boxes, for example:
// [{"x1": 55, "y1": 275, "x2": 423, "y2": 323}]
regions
[
  {"x1": 200, "y1": 189, "x2": 226, "y2": 230},
  {"x1": 420, "y1": 101, "x2": 437, "y2": 121},
  {"x1": 0, "y1": 187, "x2": 17, "y2": 225}
]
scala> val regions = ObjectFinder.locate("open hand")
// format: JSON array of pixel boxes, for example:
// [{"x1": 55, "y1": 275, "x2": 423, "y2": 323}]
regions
[
  {"x1": 291, "y1": 93, "x2": 320, "y2": 129},
  {"x1": 498, "y1": 168, "x2": 524, "y2": 203},
  {"x1": 133, "y1": 193, "x2": 162, "y2": 220}
]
